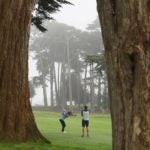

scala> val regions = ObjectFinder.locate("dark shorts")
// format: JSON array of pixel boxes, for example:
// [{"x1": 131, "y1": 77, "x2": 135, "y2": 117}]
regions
[{"x1": 82, "y1": 120, "x2": 89, "y2": 127}]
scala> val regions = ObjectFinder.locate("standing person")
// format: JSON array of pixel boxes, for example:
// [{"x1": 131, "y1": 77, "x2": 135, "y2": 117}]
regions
[
  {"x1": 59, "y1": 110, "x2": 72, "y2": 133},
  {"x1": 81, "y1": 105, "x2": 90, "y2": 137}
]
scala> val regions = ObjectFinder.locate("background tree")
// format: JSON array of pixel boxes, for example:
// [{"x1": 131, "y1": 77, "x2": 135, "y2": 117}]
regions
[
  {"x1": 29, "y1": 80, "x2": 36, "y2": 105},
  {"x1": 85, "y1": 52, "x2": 109, "y2": 112},
  {"x1": 30, "y1": 21, "x2": 104, "y2": 111},
  {"x1": 97, "y1": 0, "x2": 150, "y2": 150}
]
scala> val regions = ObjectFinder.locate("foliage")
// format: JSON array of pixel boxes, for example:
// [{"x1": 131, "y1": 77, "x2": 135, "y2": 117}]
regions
[
  {"x1": 85, "y1": 52, "x2": 106, "y2": 75},
  {"x1": 32, "y1": 76, "x2": 47, "y2": 88},
  {"x1": 29, "y1": 80, "x2": 36, "y2": 98},
  {"x1": 32, "y1": 0, "x2": 72, "y2": 32}
]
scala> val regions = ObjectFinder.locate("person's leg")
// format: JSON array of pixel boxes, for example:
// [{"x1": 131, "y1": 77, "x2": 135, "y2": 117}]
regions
[
  {"x1": 86, "y1": 120, "x2": 89, "y2": 136},
  {"x1": 86, "y1": 127, "x2": 89, "y2": 136},
  {"x1": 82, "y1": 127, "x2": 85, "y2": 137},
  {"x1": 59, "y1": 119, "x2": 66, "y2": 132},
  {"x1": 62, "y1": 121, "x2": 66, "y2": 132},
  {"x1": 81, "y1": 120, "x2": 85, "y2": 137}
]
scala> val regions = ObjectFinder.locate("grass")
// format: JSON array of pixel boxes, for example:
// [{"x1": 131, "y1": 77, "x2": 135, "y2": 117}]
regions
[{"x1": 0, "y1": 111, "x2": 112, "y2": 150}]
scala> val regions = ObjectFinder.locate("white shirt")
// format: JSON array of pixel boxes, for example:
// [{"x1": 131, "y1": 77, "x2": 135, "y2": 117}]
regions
[{"x1": 82, "y1": 111, "x2": 89, "y2": 121}]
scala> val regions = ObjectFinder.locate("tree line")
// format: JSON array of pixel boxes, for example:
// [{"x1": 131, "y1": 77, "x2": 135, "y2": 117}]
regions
[{"x1": 29, "y1": 20, "x2": 109, "y2": 113}]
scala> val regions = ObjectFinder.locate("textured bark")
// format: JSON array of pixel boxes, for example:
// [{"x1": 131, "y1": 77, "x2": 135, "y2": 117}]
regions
[
  {"x1": 0, "y1": 0, "x2": 49, "y2": 142},
  {"x1": 97, "y1": 0, "x2": 150, "y2": 150}
]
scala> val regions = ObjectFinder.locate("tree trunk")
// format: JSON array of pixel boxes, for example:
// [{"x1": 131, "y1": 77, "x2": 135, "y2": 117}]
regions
[
  {"x1": 59, "y1": 63, "x2": 65, "y2": 109},
  {"x1": 90, "y1": 63, "x2": 94, "y2": 111},
  {"x1": 76, "y1": 59, "x2": 81, "y2": 109},
  {"x1": 97, "y1": 75, "x2": 102, "y2": 112},
  {"x1": 0, "y1": 0, "x2": 49, "y2": 142},
  {"x1": 83, "y1": 63, "x2": 88, "y2": 104},
  {"x1": 54, "y1": 64, "x2": 59, "y2": 106},
  {"x1": 77, "y1": 72, "x2": 81, "y2": 109},
  {"x1": 57, "y1": 62, "x2": 61, "y2": 108},
  {"x1": 97, "y1": 0, "x2": 150, "y2": 150},
  {"x1": 50, "y1": 63, "x2": 54, "y2": 108},
  {"x1": 41, "y1": 73, "x2": 48, "y2": 107},
  {"x1": 102, "y1": 77, "x2": 109, "y2": 112}
]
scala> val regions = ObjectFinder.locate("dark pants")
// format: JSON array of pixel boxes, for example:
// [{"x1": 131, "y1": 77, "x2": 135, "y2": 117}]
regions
[
  {"x1": 82, "y1": 120, "x2": 89, "y2": 127},
  {"x1": 59, "y1": 119, "x2": 66, "y2": 132}
]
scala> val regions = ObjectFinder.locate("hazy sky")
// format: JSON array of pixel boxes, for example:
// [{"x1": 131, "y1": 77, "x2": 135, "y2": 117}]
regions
[{"x1": 53, "y1": 0, "x2": 98, "y2": 30}]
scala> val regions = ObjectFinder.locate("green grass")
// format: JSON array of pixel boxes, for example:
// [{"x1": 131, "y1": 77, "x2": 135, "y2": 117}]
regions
[{"x1": 0, "y1": 111, "x2": 112, "y2": 150}]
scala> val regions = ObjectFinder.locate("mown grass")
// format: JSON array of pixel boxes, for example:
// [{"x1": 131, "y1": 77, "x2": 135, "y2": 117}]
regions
[{"x1": 0, "y1": 111, "x2": 112, "y2": 150}]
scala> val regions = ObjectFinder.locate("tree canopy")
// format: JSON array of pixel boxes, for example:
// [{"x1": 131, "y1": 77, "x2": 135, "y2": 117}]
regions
[{"x1": 32, "y1": 0, "x2": 72, "y2": 32}]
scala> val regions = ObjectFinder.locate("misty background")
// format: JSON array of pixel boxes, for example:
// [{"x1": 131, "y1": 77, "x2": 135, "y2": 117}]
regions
[{"x1": 28, "y1": 0, "x2": 108, "y2": 112}]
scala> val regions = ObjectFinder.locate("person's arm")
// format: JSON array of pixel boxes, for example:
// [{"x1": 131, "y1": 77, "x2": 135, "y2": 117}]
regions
[
  {"x1": 81, "y1": 110, "x2": 83, "y2": 116},
  {"x1": 64, "y1": 111, "x2": 69, "y2": 118}
]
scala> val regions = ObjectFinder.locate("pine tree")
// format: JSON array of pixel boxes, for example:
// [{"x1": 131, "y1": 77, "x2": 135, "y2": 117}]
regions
[{"x1": 32, "y1": 0, "x2": 72, "y2": 32}]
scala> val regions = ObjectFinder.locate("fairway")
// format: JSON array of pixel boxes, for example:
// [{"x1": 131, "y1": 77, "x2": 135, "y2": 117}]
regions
[
  {"x1": 0, "y1": 111, "x2": 112, "y2": 150},
  {"x1": 35, "y1": 111, "x2": 112, "y2": 150}
]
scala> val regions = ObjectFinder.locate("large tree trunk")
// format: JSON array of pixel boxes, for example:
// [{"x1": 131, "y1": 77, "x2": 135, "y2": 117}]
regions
[
  {"x1": 0, "y1": 0, "x2": 49, "y2": 142},
  {"x1": 97, "y1": 0, "x2": 150, "y2": 150}
]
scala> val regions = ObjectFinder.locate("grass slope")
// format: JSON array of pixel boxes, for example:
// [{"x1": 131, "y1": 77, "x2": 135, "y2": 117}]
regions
[{"x1": 0, "y1": 111, "x2": 112, "y2": 150}]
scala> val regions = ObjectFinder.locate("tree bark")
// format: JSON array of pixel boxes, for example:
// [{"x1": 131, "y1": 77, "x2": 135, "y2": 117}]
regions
[
  {"x1": 0, "y1": 0, "x2": 49, "y2": 142},
  {"x1": 97, "y1": 0, "x2": 150, "y2": 150}
]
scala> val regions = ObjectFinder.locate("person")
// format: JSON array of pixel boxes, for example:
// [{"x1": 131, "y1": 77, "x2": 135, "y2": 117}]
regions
[
  {"x1": 81, "y1": 105, "x2": 89, "y2": 137},
  {"x1": 59, "y1": 110, "x2": 72, "y2": 133}
]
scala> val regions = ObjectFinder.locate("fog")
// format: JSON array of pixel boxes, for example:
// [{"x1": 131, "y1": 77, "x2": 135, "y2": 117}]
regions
[{"x1": 29, "y1": 1, "x2": 108, "y2": 113}]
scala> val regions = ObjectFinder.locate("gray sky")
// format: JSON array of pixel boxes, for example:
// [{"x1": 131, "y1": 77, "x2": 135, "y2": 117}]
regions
[{"x1": 53, "y1": 0, "x2": 98, "y2": 30}]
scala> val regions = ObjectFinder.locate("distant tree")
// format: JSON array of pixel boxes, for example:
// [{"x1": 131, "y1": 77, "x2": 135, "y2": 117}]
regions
[
  {"x1": 30, "y1": 22, "x2": 82, "y2": 109},
  {"x1": 86, "y1": 53, "x2": 106, "y2": 75},
  {"x1": 34, "y1": 52, "x2": 49, "y2": 107},
  {"x1": 30, "y1": 21, "x2": 105, "y2": 110},
  {"x1": 85, "y1": 52, "x2": 108, "y2": 112},
  {"x1": 29, "y1": 81, "x2": 36, "y2": 105},
  {"x1": 86, "y1": 17, "x2": 101, "y2": 31}
]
